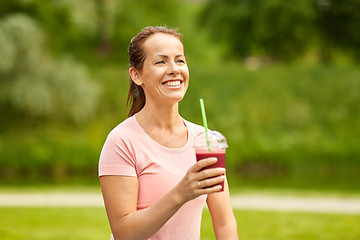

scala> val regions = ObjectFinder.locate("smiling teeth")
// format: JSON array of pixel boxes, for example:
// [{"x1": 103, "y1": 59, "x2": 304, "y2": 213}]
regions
[{"x1": 164, "y1": 81, "x2": 181, "y2": 86}]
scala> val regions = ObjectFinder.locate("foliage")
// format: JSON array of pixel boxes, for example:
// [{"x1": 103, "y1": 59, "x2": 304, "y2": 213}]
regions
[
  {"x1": 0, "y1": 0, "x2": 101, "y2": 53},
  {"x1": 0, "y1": 0, "x2": 187, "y2": 57},
  {"x1": 0, "y1": 14, "x2": 100, "y2": 122},
  {"x1": 199, "y1": 0, "x2": 317, "y2": 60},
  {"x1": 199, "y1": 0, "x2": 360, "y2": 62},
  {"x1": 317, "y1": 0, "x2": 360, "y2": 60}
]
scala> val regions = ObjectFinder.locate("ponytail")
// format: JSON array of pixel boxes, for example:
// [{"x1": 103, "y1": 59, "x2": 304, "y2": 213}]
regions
[{"x1": 126, "y1": 81, "x2": 145, "y2": 117}]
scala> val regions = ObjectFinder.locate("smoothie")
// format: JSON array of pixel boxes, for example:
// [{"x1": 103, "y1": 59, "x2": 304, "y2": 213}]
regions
[{"x1": 195, "y1": 150, "x2": 226, "y2": 191}]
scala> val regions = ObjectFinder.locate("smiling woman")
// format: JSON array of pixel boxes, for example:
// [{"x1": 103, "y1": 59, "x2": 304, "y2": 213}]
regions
[{"x1": 98, "y1": 26, "x2": 238, "y2": 240}]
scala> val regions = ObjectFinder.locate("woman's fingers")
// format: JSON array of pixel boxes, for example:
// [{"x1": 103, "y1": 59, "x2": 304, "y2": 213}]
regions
[
  {"x1": 198, "y1": 174, "x2": 225, "y2": 189},
  {"x1": 197, "y1": 167, "x2": 225, "y2": 181},
  {"x1": 191, "y1": 157, "x2": 217, "y2": 172},
  {"x1": 197, "y1": 183, "x2": 223, "y2": 195},
  {"x1": 190, "y1": 157, "x2": 219, "y2": 172}
]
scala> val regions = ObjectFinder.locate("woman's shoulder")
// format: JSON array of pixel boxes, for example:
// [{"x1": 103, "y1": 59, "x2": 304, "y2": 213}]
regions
[{"x1": 107, "y1": 116, "x2": 139, "y2": 140}]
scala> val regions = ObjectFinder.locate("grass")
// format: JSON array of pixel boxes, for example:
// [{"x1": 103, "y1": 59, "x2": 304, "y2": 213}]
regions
[
  {"x1": 1, "y1": 207, "x2": 359, "y2": 240},
  {"x1": 203, "y1": 210, "x2": 360, "y2": 240},
  {"x1": 0, "y1": 207, "x2": 110, "y2": 240}
]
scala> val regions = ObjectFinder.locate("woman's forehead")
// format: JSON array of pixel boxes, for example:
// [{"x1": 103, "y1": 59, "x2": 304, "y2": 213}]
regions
[{"x1": 143, "y1": 33, "x2": 184, "y2": 56}]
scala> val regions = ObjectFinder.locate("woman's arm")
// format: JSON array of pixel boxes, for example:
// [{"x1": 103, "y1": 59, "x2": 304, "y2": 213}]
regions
[
  {"x1": 207, "y1": 176, "x2": 239, "y2": 240},
  {"x1": 100, "y1": 157, "x2": 225, "y2": 240}
]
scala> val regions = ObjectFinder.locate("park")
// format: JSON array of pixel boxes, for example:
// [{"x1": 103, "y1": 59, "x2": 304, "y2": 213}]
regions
[{"x1": 1, "y1": 0, "x2": 360, "y2": 239}]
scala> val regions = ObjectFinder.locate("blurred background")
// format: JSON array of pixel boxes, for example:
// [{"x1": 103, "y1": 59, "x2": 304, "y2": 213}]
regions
[{"x1": 0, "y1": 0, "x2": 359, "y2": 192}]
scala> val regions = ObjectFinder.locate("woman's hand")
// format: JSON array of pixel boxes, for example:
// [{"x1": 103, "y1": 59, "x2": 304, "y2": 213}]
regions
[{"x1": 173, "y1": 157, "x2": 226, "y2": 204}]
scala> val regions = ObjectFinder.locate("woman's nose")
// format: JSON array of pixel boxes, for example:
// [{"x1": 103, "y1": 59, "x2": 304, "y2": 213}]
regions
[{"x1": 167, "y1": 61, "x2": 180, "y2": 75}]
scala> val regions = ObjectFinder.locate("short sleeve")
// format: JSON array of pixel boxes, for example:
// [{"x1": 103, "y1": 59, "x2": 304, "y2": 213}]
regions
[{"x1": 98, "y1": 129, "x2": 137, "y2": 178}]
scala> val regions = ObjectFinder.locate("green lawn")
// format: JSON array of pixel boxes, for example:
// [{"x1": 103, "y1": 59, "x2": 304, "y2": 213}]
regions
[
  {"x1": 202, "y1": 210, "x2": 360, "y2": 240},
  {"x1": 1, "y1": 207, "x2": 359, "y2": 240}
]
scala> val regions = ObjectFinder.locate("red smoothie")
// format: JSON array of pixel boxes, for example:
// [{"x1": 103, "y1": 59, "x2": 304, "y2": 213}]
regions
[{"x1": 195, "y1": 151, "x2": 226, "y2": 191}]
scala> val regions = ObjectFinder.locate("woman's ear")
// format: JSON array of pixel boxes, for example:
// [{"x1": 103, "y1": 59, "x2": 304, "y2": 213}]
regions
[{"x1": 129, "y1": 67, "x2": 143, "y2": 86}]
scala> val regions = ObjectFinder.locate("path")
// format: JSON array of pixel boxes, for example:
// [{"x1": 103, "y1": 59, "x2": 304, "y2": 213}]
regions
[
  {"x1": 1, "y1": 192, "x2": 360, "y2": 214},
  {"x1": 230, "y1": 195, "x2": 360, "y2": 214}
]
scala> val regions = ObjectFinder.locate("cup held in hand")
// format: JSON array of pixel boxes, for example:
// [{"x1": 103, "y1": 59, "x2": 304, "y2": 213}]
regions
[{"x1": 193, "y1": 131, "x2": 228, "y2": 191}]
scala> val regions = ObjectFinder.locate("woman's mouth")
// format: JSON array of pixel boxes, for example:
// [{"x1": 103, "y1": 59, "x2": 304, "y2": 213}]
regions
[{"x1": 162, "y1": 80, "x2": 182, "y2": 87}]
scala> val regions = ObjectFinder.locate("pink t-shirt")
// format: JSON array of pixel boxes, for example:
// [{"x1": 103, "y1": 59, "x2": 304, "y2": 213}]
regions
[{"x1": 99, "y1": 115, "x2": 207, "y2": 240}]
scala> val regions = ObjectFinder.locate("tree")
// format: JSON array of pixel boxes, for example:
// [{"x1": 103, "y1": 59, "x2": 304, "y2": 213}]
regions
[
  {"x1": 199, "y1": 0, "x2": 360, "y2": 62},
  {"x1": 0, "y1": 14, "x2": 100, "y2": 123},
  {"x1": 199, "y1": 0, "x2": 317, "y2": 61},
  {"x1": 317, "y1": 0, "x2": 360, "y2": 61}
]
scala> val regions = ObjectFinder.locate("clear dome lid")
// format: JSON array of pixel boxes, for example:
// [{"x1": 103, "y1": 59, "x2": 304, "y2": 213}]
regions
[{"x1": 193, "y1": 130, "x2": 228, "y2": 149}]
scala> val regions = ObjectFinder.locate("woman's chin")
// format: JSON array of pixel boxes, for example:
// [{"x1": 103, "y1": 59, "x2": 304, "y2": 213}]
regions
[{"x1": 161, "y1": 89, "x2": 187, "y2": 103}]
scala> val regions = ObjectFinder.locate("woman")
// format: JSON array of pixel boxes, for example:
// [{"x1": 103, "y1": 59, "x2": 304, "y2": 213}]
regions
[{"x1": 99, "y1": 26, "x2": 238, "y2": 240}]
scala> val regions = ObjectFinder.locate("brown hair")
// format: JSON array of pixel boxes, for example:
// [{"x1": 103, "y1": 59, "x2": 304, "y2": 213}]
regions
[{"x1": 126, "y1": 26, "x2": 183, "y2": 117}]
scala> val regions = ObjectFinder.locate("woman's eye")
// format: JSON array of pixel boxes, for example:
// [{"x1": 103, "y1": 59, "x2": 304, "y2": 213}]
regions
[
  {"x1": 155, "y1": 60, "x2": 165, "y2": 64},
  {"x1": 177, "y1": 59, "x2": 185, "y2": 64}
]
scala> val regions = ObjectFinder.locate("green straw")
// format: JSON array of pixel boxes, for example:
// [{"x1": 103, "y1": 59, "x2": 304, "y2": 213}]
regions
[{"x1": 199, "y1": 99, "x2": 211, "y2": 151}]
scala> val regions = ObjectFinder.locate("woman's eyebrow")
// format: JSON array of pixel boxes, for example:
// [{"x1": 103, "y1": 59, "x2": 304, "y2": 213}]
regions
[
  {"x1": 153, "y1": 54, "x2": 185, "y2": 59},
  {"x1": 153, "y1": 54, "x2": 168, "y2": 59}
]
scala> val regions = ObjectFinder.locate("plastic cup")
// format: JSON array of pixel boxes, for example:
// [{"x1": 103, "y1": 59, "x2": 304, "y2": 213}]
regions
[{"x1": 193, "y1": 130, "x2": 228, "y2": 191}]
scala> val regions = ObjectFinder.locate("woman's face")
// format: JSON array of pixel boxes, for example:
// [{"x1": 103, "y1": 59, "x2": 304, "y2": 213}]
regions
[{"x1": 134, "y1": 33, "x2": 189, "y2": 106}]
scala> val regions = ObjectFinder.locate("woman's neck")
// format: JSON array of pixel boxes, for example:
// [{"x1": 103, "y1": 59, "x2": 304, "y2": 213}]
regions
[
  {"x1": 134, "y1": 102, "x2": 188, "y2": 149},
  {"x1": 135, "y1": 103, "x2": 182, "y2": 131}
]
